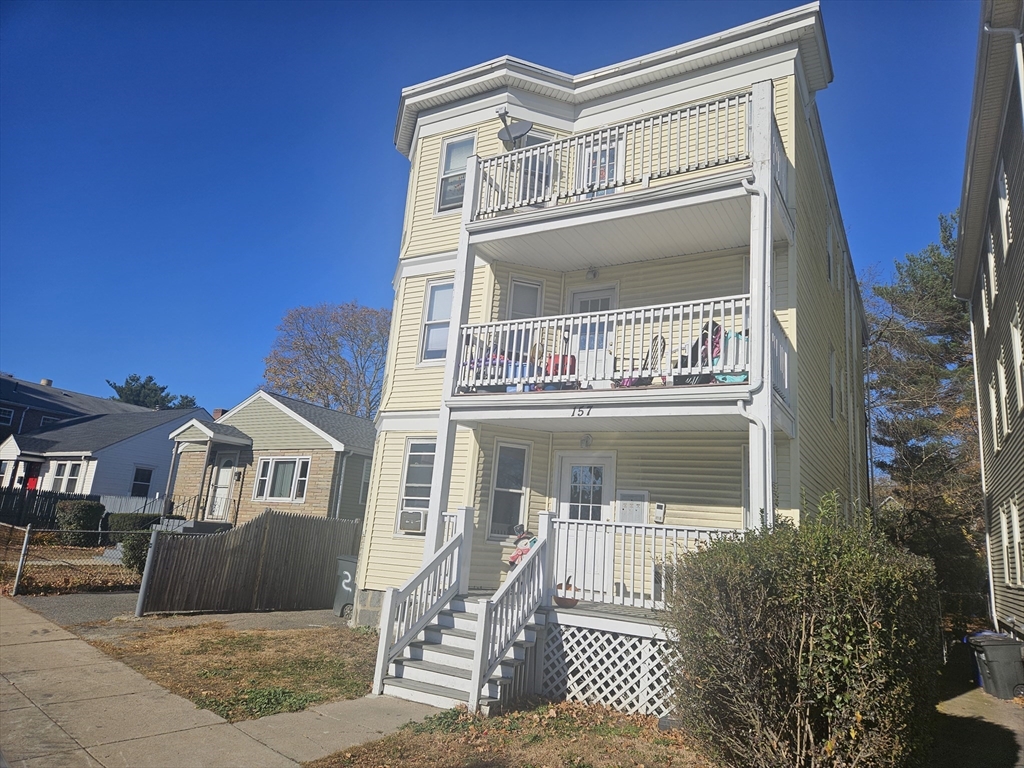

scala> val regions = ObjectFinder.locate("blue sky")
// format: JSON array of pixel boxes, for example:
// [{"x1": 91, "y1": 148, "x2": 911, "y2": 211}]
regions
[{"x1": 0, "y1": 0, "x2": 979, "y2": 411}]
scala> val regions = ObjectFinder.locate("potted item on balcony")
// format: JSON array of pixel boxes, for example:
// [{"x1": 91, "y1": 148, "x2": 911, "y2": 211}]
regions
[
  {"x1": 554, "y1": 575, "x2": 581, "y2": 608},
  {"x1": 546, "y1": 354, "x2": 576, "y2": 376}
]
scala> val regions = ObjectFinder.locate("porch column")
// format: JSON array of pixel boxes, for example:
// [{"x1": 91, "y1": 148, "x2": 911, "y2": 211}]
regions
[
  {"x1": 424, "y1": 157, "x2": 481, "y2": 561},
  {"x1": 744, "y1": 79, "x2": 776, "y2": 526}
]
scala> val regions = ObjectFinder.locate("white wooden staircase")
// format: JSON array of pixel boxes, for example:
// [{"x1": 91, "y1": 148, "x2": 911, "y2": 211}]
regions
[{"x1": 373, "y1": 508, "x2": 550, "y2": 714}]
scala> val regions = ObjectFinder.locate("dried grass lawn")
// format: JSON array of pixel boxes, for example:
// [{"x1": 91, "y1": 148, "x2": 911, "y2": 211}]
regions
[
  {"x1": 306, "y1": 701, "x2": 710, "y2": 768},
  {"x1": 92, "y1": 622, "x2": 376, "y2": 721}
]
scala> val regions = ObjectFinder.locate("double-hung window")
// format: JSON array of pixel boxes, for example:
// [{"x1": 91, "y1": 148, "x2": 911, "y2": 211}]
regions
[
  {"x1": 421, "y1": 280, "x2": 453, "y2": 362},
  {"x1": 998, "y1": 159, "x2": 1012, "y2": 259},
  {"x1": 0, "y1": 408, "x2": 12, "y2": 427},
  {"x1": 253, "y1": 457, "x2": 310, "y2": 502},
  {"x1": 1012, "y1": 308, "x2": 1024, "y2": 412},
  {"x1": 51, "y1": 462, "x2": 81, "y2": 493},
  {"x1": 131, "y1": 467, "x2": 153, "y2": 497},
  {"x1": 359, "y1": 459, "x2": 372, "y2": 505},
  {"x1": 437, "y1": 134, "x2": 475, "y2": 212},
  {"x1": 489, "y1": 442, "x2": 529, "y2": 539},
  {"x1": 398, "y1": 441, "x2": 435, "y2": 533}
]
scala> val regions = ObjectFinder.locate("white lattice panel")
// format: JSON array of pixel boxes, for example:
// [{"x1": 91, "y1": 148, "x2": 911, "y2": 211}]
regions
[{"x1": 542, "y1": 623, "x2": 675, "y2": 717}]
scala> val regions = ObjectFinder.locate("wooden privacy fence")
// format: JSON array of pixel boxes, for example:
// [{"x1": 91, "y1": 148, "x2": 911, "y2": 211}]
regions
[
  {"x1": 137, "y1": 509, "x2": 361, "y2": 615},
  {"x1": 0, "y1": 489, "x2": 99, "y2": 528}
]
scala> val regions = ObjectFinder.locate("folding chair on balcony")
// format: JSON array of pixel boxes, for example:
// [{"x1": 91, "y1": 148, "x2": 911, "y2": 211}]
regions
[{"x1": 616, "y1": 335, "x2": 666, "y2": 388}]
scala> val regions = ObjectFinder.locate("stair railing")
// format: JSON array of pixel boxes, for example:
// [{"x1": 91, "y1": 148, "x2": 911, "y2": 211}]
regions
[
  {"x1": 468, "y1": 512, "x2": 552, "y2": 711},
  {"x1": 373, "y1": 506, "x2": 474, "y2": 695}
]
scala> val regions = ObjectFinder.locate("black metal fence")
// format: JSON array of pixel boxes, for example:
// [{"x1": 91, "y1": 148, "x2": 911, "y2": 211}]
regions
[{"x1": 0, "y1": 489, "x2": 100, "y2": 528}]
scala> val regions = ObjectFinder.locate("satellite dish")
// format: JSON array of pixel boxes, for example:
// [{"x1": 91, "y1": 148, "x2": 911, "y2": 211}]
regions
[{"x1": 496, "y1": 109, "x2": 534, "y2": 150}]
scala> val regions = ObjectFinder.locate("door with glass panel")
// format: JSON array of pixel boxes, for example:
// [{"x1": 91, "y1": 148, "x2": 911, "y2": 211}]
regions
[
  {"x1": 207, "y1": 454, "x2": 237, "y2": 520},
  {"x1": 570, "y1": 288, "x2": 616, "y2": 384},
  {"x1": 555, "y1": 455, "x2": 615, "y2": 602}
]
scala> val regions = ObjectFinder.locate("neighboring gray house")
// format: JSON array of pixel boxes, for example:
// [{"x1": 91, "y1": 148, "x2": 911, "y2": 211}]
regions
[
  {"x1": 0, "y1": 408, "x2": 210, "y2": 497},
  {"x1": 168, "y1": 390, "x2": 375, "y2": 526}
]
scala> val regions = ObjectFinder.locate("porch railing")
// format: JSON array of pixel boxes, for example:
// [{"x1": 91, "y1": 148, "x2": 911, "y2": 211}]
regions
[
  {"x1": 770, "y1": 316, "x2": 791, "y2": 404},
  {"x1": 551, "y1": 519, "x2": 738, "y2": 609},
  {"x1": 373, "y1": 507, "x2": 473, "y2": 695},
  {"x1": 457, "y1": 295, "x2": 751, "y2": 391},
  {"x1": 475, "y1": 92, "x2": 751, "y2": 219},
  {"x1": 469, "y1": 513, "x2": 551, "y2": 710}
]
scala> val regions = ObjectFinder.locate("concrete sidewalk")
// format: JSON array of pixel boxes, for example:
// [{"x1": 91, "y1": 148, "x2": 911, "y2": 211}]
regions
[{"x1": 0, "y1": 597, "x2": 438, "y2": 767}]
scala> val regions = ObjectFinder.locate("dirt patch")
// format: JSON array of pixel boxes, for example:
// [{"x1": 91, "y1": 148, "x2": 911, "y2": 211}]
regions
[
  {"x1": 91, "y1": 622, "x2": 377, "y2": 722},
  {"x1": 305, "y1": 701, "x2": 710, "y2": 768}
]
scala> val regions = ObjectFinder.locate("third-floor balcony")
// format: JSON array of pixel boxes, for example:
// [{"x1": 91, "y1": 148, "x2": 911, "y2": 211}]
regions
[{"x1": 465, "y1": 89, "x2": 790, "y2": 269}]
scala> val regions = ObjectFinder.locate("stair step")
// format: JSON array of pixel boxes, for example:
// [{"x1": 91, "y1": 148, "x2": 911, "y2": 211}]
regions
[{"x1": 394, "y1": 656, "x2": 515, "y2": 683}]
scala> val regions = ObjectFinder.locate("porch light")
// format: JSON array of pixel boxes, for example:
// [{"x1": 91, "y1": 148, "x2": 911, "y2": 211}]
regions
[
  {"x1": 585, "y1": 267, "x2": 599, "y2": 281},
  {"x1": 580, "y1": 434, "x2": 593, "y2": 449}
]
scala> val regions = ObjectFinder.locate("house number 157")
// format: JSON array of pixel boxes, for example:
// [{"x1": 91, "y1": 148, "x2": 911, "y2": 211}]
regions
[{"x1": 571, "y1": 406, "x2": 592, "y2": 417}]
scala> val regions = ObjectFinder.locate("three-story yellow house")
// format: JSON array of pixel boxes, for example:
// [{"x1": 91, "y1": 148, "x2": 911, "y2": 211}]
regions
[{"x1": 358, "y1": 2, "x2": 868, "y2": 715}]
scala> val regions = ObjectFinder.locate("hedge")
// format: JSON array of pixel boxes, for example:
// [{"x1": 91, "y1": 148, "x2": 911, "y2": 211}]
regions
[
  {"x1": 663, "y1": 494, "x2": 941, "y2": 768},
  {"x1": 107, "y1": 513, "x2": 162, "y2": 575},
  {"x1": 55, "y1": 501, "x2": 106, "y2": 547}
]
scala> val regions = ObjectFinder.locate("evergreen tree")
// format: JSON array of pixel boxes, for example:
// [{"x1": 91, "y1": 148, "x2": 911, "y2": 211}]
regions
[
  {"x1": 867, "y1": 212, "x2": 985, "y2": 614},
  {"x1": 107, "y1": 374, "x2": 198, "y2": 410}
]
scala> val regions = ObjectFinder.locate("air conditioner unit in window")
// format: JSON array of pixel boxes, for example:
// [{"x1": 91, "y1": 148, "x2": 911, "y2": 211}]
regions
[{"x1": 399, "y1": 509, "x2": 427, "y2": 533}]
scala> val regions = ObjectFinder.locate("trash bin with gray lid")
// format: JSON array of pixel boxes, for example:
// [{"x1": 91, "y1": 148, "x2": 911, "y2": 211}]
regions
[
  {"x1": 967, "y1": 632, "x2": 1024, "y2": 700},
  {"x1": 333, "y1": 555, "x2": 357, "y2": 618}
]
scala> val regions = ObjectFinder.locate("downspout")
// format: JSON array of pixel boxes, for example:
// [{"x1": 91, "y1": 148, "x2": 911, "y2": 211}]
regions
[
  {"x1": 741, "y1": 176, "x2": 772, "y2": 528},
  {"x1": 985, "y1": 24, "x2": 1024, "y2": 124}
]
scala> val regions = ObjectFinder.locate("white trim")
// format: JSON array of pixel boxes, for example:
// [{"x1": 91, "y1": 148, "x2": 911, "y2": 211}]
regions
[
  {"x1": 554, "y1": 451, "x2": 617, "y2": 522},
  {"x1": 168, "y1": 418, "x2": 252, "y2": 446},
  {"x1": 418, "y1": 278, "x2": 455, "y2": 365},
  {"x1": 252, "y1": 455, "x2": 310, "y2": 503},
  {"x1": 487, "y1": 438, "x2": 532, "y2": 541},
  {"x1": 0, "y1": 407, "x2": 13, "y2": 427},
  {"x1": 396, "y1": 436, "x2": 437, "y2": 536},
  {"x1": 374, "y1": 410, "x2": 441, "y2": 432},
  {"x1": 567, "y1": 283, "x2": 618, "y2": 314},
  {"x1": 435, "y1": 131, "x2": 476, "y2": 215},
  {"x1": 507, "y1": 276, "x2": 544, "y2": 321},
  {"x1": 392, "y1": 251, "x2": 457, "y2": 290}
]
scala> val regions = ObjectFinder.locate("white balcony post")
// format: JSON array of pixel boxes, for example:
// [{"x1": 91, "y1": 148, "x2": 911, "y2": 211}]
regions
[
  {"x1": 423, "y1": 159, "x2": 480, "y2": 561},
  {"x1": 745, "y1": 80, "x2": 776, "y2": 527},
  {"x1": 537, "y1": 511, "x2": 554, "y2": 606},
  {"x1": 455, "y1": 505, "x2": 474, "y2": 595}
]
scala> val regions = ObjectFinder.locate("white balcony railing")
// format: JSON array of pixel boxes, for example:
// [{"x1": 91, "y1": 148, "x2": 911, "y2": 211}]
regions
[
  {"x1": 457, "y1": 295, "x2": 751, "y2": 392},
  {"x1": 551, "y1": 520, "x2": 738, "y2": 609},
  {"x1": 770, "y1": 316, "x2": 791, "y2": 404},
  {"x1": 475, "y1": 92, "x2": 751, "y2": 219}
]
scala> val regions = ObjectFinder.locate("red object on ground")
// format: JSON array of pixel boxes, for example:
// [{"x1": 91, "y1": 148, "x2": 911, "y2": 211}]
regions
[{"x1": 546, "y1": 355, "x2": 576, "y2": 376}]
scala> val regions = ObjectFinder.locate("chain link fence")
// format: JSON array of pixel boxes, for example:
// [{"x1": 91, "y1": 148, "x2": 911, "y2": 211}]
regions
[{"x1": 1, "y1": 524, "x2": 144, "y2": 596}]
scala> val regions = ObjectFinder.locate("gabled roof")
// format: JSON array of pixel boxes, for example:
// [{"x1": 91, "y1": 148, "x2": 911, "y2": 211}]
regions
[
  {"x1": 169, "y1": 418, "x2": 252, "y2": 446},
  {"x1": 394, "y1": 2, "x2": 831, "y2": 156},
  {"x1": 260, "y1": 392, "x2": 376, "y2": 454},
  {"x1": 0, "y1": 375, "x2": 151, "y2": 417},
  {"x1": 1, "y1": 408, "x2": 209, "y2": 459}
]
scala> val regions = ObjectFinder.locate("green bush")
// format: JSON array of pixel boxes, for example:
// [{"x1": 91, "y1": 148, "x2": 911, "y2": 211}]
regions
[
  {"x1": 55, "y1": 501, "x2": 106, "y2": 546},
  {"x1": 663, "y1": 493, "x2": 941, "y2": 768},
  {"x1": 107, "y1": 513, "x2": 161, "y2": 574}
]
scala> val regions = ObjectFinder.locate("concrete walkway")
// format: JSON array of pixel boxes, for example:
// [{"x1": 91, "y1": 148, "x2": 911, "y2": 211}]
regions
[{"x1": 0, "y1": 597, "x2": 438, "y2": 767}]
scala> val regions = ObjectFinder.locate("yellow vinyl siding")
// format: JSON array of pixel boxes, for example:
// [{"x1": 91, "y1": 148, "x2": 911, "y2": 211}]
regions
[{"x1": 222, "y1": 398, "x2": 331, "y2": 451}]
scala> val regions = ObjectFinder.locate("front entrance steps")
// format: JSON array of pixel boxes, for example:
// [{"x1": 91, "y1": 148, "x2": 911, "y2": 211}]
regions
[{"x1": 380, "y1": 595, "x2": 544, "y2": 715}]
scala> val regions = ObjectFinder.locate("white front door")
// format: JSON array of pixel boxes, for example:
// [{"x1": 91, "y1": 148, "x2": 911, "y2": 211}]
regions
[
  {"x1": 570, "y1": 288, "x2": 616, "y2": 384},
  {"x1": 555, "y1": 454, "x2": 615, "y2": 603},
  {"x1": 207, "y1": 454, "x2": 236, "y2": 520}
]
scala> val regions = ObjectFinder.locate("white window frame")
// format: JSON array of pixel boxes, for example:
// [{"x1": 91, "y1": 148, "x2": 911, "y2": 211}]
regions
[
  {"x1": 577, "y1": 135, "x2": 625, "y2": 199},
  {"x1": 436, "y1": 132, "x2": 476, "y2": 214},
  {"x1": 51, "y1": 461, "x2": 82, "y2": 493},
  {"x1": 419, "y1": 279, "x2": 454, "y2": 365},
  {"x1": 488, "y1": 439, "x2": 531, "y2": 540},
  {"x1": 986, "y1": 225, "x2": 998, "y2": 305},
  {"x1": 359, "y1": 458, "x2": 372, "y2": 505},
  {"x1": 1012, "y1": 307, "x2": 1024, "y2": 412},
  {"x1": 396, "y1": 438, "x2": 436, "y2": 535},
  {"x1": 989, "y1": 375, "x2": 1002, "y2": 453},
  {"x1": 997, "y1": 159, "x2": 1012, "y2": 259},
  {"x1": 997, "y1": 353, "x2": 1010, "y2": 435},
  {"x1": 829, "y1": 346, "x2": 837, "y2": 422},
  {"x1": 507, "y1": 277, "x2": 543, "y2": 321},
  {"x1": 130, "y1": 466, "x2": 155, "y2": 497},
  {"x1": 252, "y1": 457, "x2": 311, "y2": 503},
  {"x1": 980, "y1": 273, "x2": 991, "y2": 334},
  {"x1": 1000, "y1": 505, "x2": 1012, "y2": 585},
  {"x1": 1012, "y1": 498, "x2": 1022, "y2": 588},
  {"x1": 39, "y1": 416, "x2": 59, "y2": 427},
  {"x1": 0, "y1": 407, "x2": 12, "y2": 426}
]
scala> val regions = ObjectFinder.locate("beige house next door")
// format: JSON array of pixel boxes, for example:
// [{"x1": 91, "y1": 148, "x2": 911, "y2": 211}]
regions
[{"x1": 555, "y1": 453, "x2": 615, "y2": 602}]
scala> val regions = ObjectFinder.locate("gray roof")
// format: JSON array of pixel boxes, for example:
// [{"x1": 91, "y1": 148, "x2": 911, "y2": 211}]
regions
[
  {"x1": 262, "y1": 391, "x2": 375, "y2": 453},
  {"x1": 189, "y1": 419, "x2": 251, "y2": 442},
  {"x1": 10, "y1": 408, "x2": 209, "y2": 456},
  {"x1": 0, "y1": 376, "x2": 151, "y2": 417}
]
